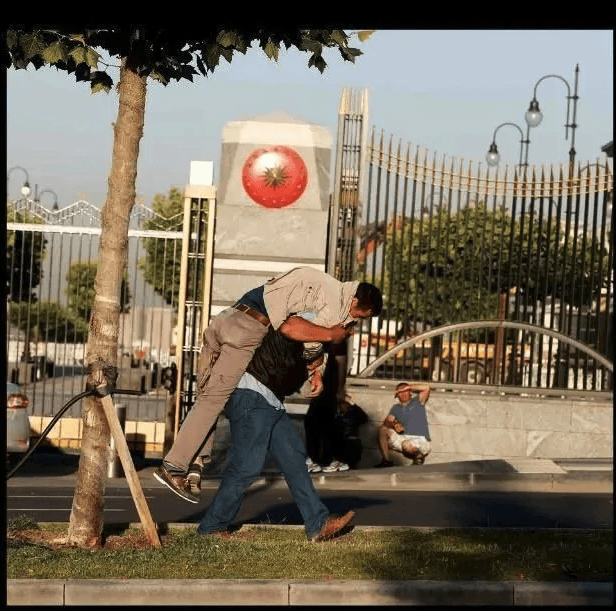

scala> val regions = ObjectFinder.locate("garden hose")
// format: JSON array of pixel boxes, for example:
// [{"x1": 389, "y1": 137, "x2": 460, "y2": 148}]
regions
[{"x1": 6, "y1": 387, "x2": 144, "y2": 480}]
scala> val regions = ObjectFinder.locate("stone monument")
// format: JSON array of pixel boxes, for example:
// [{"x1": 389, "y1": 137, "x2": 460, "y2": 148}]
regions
[{"x1": 210, "y1": 111, "x2": 332, "y2": 316}]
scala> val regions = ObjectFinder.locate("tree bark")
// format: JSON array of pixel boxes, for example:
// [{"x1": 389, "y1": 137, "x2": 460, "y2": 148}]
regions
[{"x1": 67, "y1": 59, "x2": 147, "y2": 547}]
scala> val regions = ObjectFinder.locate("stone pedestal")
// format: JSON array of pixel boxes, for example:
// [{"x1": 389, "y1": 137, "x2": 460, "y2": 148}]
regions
[{"x1": 211, "y1": 112, "x2": 332, "y2": 315}]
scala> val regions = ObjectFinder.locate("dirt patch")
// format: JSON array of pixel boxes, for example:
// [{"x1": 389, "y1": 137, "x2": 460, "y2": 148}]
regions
[
  {"x1": 7, "y1": 525, "x2": 264, "y2": 551},
  {"x1": 7, "y1": 529, "x2": 173, "y2": 551}
]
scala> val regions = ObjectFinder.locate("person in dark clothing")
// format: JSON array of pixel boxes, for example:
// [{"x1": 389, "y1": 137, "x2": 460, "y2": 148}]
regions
[
  {"x1": 332, "y1": 394, "x2": 369, "y2": 469},
  {"x1": 196, "y1": 327, "x2": 355, "y2": 542},
  {"x1": 304, "y1": 340, "x2": 350, "y2": 473}
]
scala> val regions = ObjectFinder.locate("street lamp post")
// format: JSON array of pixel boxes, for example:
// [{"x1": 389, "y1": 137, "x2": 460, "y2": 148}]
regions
[
  {"x1": 7, "y1": 166, "x2": 31, "y2": 201},
  {"x1": 36, "y1": 188, "x2": 60, "y2": 211},
  {"x1": 524, "y1": 64, "x2": 580, "y2": 173},
  {"x1": 486, "y1": 122, "x2": 530, "y2": 168}
]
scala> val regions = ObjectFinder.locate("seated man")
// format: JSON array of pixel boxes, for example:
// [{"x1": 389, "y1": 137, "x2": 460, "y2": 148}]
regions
[
  {"x1": 196, "y1": 326, "x2": 355, "y2": 543},
  {"x1": 375, "y1": 382, "x2": 432, "y2": 467}
]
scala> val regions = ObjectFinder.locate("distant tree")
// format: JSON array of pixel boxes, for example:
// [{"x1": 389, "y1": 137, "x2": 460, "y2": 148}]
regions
[
  {"x1": 66, "y1": 261, "x2": 131, "y2": 323},
  {"x1": 6, "y1": 209, "x2": 47, "y2": 303},
  {"x1": 4, "y1": 26, "x2": 369, "y2": 548},
  {"x1": 383, "y1": 202, "x2": 611, "y2": 330},
  {"x1": 9, "y1": 301, "x2": 90, "y2": 344},
  {"x1": 138, "y1": 187, "x2": 184, "y2": 307}
]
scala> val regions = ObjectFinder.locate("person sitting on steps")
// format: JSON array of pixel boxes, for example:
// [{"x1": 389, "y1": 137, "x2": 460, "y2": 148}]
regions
[{"x1": 375, "y1": 382, "x2": 432, "y2": 467}]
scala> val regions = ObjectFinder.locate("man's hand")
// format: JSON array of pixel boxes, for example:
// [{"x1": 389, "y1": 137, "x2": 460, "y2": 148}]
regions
[
  {"x1": 383, "y1": 415, "x2": 403, "y2": 433},
  {"x1": 328, "y1": 322, "x2": 356, "y2": 344},
  {"x1": 303, "y1": 368, "x2": 323, "y2": 397}
]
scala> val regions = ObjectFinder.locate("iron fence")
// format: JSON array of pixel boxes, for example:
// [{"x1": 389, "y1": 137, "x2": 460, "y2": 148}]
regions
[
  {"x1": 337, "y1": 125, "x2": 612, "y2": 392},
  {"x1": 6, "y1": 197, "x2": 184, "y2": 422}
]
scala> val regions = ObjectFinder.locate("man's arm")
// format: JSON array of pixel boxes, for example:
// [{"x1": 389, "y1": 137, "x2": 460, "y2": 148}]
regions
[
  {"x1": 397, "y1": 383, "x2": 431, "y2": 404},
  {"x1": 278, "y1": 315, "x2": 353, "y2": 344},
  {"x1": 382, "y1": 414, "x2": 404, "y2": 433},
  {"x1": 303, "y1": 353, "x2": 325, "y2": 397}
]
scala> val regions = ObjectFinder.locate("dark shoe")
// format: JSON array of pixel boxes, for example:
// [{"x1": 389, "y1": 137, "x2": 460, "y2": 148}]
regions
[
  {"x1": 187, "y1": 462, "x2": 202, "y2": 496},
  {"x1": 413, "y1": 454, "x2": 425, "y2": 465},
  {"x1": 153, "y1": 464, "x2": 199, "y2": 504},
  {"x1": 375, "y1": 459, "x2": 394, "y2": 468},
  {"x1": 310, "y1": 511, "x2": 355, "y2": 542}
]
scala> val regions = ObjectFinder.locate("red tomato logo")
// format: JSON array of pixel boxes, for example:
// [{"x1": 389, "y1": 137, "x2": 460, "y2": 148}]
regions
[{"x1": 241, "y1": 145, "x2": 308, "y2": 208}]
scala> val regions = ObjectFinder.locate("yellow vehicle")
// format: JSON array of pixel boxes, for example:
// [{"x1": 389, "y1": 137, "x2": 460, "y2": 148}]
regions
[
  {"x1": 440, "y1": 340, "x2": 531, "y2": 384},
  {"x1": 369, "y1": 334, "x2": 531, "y2": 384}
]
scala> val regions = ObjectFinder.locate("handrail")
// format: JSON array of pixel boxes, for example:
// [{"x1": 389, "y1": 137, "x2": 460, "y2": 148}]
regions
[{"x1": 357, "y1": 320, "x2": 613, "y2": 378}]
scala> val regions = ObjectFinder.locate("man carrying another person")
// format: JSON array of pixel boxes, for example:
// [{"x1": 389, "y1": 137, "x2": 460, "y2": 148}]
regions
[
  {"x1": 154, "y1": 266, "x2": 382, "y2": 501},
  {"x1": 375, "y1": 382, "x2": 432, "y2": 467},
  {"x1": 196, "y1": 325, "x2": 355, "y2": 542}
]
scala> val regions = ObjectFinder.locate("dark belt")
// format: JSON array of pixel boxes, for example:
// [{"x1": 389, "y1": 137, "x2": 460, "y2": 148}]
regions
[{"x1": 233, "y1": 303, "x2": 271, "y2": 327}]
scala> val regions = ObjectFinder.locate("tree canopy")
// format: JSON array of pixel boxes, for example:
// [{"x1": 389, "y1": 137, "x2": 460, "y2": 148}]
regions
[
  {"x1": 382, "y1": 202, "x2": 611, "y2": 330},
  {"x1": 3, "y1": 27, "x2": 365, "y2": 91}
]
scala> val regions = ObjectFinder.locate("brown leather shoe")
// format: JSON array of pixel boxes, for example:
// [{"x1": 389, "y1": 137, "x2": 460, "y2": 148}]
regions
[
  {"x1": 153, "y1": 464, "x2": 199, "y2": 504},
  {"x1": 310, "y1": 511, "x2": 355, "y2": 542}
]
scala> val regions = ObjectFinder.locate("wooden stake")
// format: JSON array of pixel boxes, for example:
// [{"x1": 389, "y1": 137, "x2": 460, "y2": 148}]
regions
[{"x1": 100, "y1": 394, "x2": 162, "y2": 547}]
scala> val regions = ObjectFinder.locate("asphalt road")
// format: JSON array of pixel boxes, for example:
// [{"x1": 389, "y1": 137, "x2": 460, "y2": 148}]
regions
[{"x1": 7, "y1": 481, "x2": 613, "y2": 530}]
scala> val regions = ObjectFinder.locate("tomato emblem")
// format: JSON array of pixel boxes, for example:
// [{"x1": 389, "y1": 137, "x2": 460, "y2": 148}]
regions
[{"x1": 241, "y1": 145, "x2": 308, "y2": 208}]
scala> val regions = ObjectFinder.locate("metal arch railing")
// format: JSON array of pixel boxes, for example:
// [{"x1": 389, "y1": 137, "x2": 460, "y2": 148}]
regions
[{"x1": 357, "y1": 320, "x2": 613, "y2": 378}]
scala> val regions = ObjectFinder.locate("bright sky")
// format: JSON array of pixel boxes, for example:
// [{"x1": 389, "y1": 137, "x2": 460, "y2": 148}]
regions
[{"x1": 7, "y1": 29, "x2": 614, "y2": 209}]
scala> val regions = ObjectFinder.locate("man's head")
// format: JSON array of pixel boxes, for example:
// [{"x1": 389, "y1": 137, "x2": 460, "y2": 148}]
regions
[
  {"x1": 394, "y1": 382, "x2": 413, "y2": 403},
  {"x1": 349, "y1": 282, "x2": 383, "y2": 320}
]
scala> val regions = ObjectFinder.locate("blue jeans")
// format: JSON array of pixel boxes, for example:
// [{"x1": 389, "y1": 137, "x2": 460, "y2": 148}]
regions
[{"x1": 197, "y1": 389, "x2": 329, "y2": 539}]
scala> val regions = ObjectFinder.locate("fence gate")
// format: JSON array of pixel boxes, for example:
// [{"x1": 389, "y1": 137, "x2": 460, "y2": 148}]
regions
[
  {"x1": 330, "y1": 88, "x2": 613, "y2": 395},
  {"x1": 173, "y1": 185, "x2": 216, "y2": 437},
  {"x1": 6, "y1": 195, "x2": 186, "y2": 439}
]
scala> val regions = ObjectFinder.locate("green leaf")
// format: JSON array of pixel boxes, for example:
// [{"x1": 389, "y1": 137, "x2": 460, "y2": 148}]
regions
[
  {"x1": 263, "y1": 40, "x2": 279, "y2": 61},
  {"x1": 6, "y1": 29, "x2": 18, "y2": 49},
  {"x1": 20, "y1": 33, "x2": 45, "y2": 59},
  {"x1": 219, "y1": 47, "x2": 233, "y2": 64},
  {"x1": 340, "y1": 46, "x2": 362, "y2": 63},
  {"x1": 149, "y1": 71, "x2": 169, "y2": 85},
  {"x1": 90, "y1": 71, "x2": 113, "y2": 94},
  {"x1": 233, "y1": 34, "x2": 248, "y2": 54},
  {"x1": 357, "y1": 30, "x2": 376, "y2": 42},
  {"x1": 85, "y1": 47, "x2": 101, "y2": 68},
  {"x1": 204, "y1": 44, "x2": 220, "y2": 70},
  {"x1": 217, "y1": 30, "x2": 238, "y2": 48},
  {"x1": 68, "y1": 46, "x2": 88, "y2": 65},
  {"x1": 41, "y1": 41, "x2": 69, "y2": 65},
  {"x1": 329, "y1": 30, "x2": 348, "y2": 47},
  {"x1": 313, "y1": 55, "x2": 327, "y2": 73}
]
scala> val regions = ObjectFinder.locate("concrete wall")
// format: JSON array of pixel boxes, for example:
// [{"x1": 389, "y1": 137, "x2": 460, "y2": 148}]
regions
[
  {"x1": 30, "y1": 387, "x2": 612, "y2": 465},
  {"x1": 343, "y1": 385, "x2": 613, "y2": 467}
]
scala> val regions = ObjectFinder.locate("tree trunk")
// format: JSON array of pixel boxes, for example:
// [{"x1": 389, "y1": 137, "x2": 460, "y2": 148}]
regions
[{"x1": 67, "y1": 59, "x2": 147, "y2": 547}]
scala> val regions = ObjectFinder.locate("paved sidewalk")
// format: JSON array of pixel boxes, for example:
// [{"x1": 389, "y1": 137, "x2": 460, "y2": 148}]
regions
[{"x1": 8, "y1": 450, "x2": 612, "y2": 494}]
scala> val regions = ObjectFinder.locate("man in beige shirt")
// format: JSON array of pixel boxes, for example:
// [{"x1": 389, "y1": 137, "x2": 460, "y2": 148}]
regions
[{"x1": 155, "y1": 266, "x2": 382, "y2": 503}]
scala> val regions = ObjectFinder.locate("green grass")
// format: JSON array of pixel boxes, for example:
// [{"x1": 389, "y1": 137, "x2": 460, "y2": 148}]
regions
[{"x1": 6, "y1": 518, "x2": 613, "y2": 582}]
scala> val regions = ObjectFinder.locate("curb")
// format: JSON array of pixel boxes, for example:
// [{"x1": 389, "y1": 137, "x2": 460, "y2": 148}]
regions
[{"x1": 7, "y1": 578, "x2": 613, "y2": 606}]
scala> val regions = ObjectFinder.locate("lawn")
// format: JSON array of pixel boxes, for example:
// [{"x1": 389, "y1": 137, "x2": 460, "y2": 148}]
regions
[{"x1": 6, "y1": 516, "x2": 612, "y2": 582}]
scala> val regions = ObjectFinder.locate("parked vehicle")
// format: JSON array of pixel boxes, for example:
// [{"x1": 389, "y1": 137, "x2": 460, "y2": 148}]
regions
[
  {"x1": 369, "y1": 334, "x2": 531, "y2": 384},
  {"x1": 6, "y1": 382, "x2": 31, "y2": 467}
]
